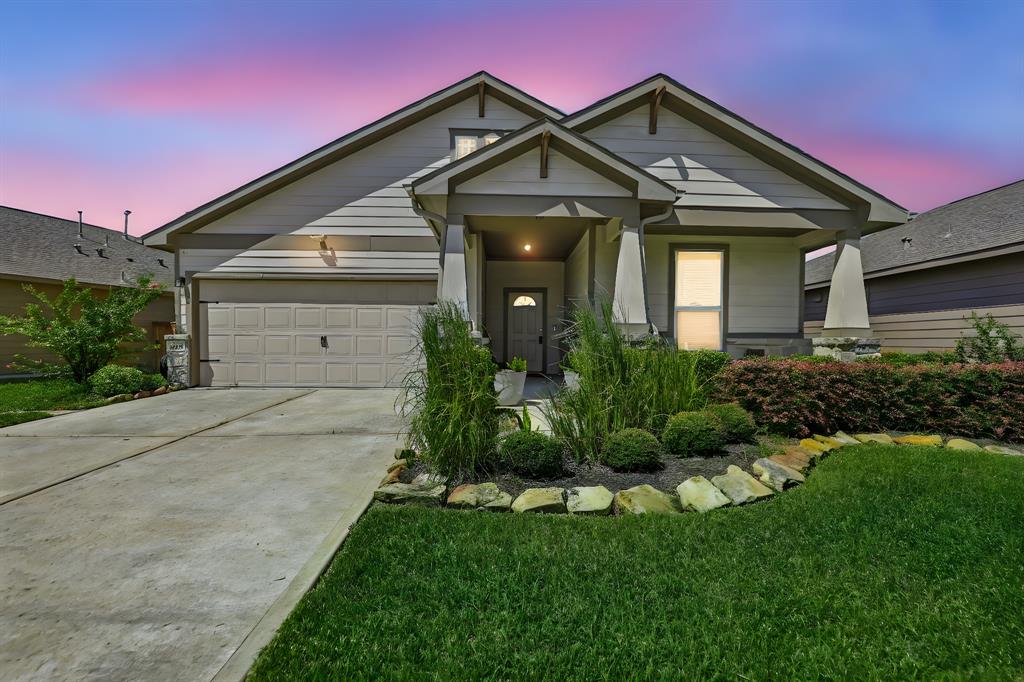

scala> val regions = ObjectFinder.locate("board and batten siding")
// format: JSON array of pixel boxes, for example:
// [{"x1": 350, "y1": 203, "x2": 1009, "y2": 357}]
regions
[
  {"x1": 644, "y1": 234, "x2": 802, "y2": 334},
  {"x1": 585, "y1": 107, "x2": 847, "y2": 211},
  {"x1": 456, "y1": 148, "x2": 632, "y2": 197},
  {"x1": 183, "y1": 95, "x2": 536, "y2": 279}
]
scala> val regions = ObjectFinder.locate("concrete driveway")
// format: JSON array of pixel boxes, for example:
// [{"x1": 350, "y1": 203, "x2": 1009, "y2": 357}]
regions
[{"x1": 0, "y1": 388, "x2": 403, "y2": 681}]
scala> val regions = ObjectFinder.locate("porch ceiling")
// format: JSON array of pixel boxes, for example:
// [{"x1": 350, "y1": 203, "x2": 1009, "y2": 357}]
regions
[{"x1": 469, "y1": 215, "x2": 595, "y2": 259}]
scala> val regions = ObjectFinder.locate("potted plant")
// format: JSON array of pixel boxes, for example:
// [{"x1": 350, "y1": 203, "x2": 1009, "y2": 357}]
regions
[
  {"x1": 495, "y1": 356, "x2": 527, "y2": 406},
  {"x1": 561, "y1": 351, "x2": 580, "y2": 390}
]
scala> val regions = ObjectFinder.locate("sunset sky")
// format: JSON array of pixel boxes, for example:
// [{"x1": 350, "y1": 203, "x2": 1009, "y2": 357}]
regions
[{"x1": 1, "y1": 0, "x2": 1021, "y2": 234}]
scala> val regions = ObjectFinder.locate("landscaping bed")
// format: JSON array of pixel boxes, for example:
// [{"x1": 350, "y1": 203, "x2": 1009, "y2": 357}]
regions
[{"x1": 251, "y1": 444, "x2": 1024, "y2": 680}]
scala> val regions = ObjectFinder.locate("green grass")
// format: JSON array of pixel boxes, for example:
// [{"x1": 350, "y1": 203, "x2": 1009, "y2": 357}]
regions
[
  {"x1": 0, "y1": 378, "x2": 105, "y2": 412},
  {"x1": 0, "y1": 411, "x2": 51, "y2": 427},
  {"x1": 250, "y1": 445, "x2": 1024, "y2": 680}
]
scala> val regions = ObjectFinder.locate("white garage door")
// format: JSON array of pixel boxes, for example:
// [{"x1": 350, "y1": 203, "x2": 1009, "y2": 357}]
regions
[{"x1": 198, "y1": 281, "x2": 432, "y2": 387}]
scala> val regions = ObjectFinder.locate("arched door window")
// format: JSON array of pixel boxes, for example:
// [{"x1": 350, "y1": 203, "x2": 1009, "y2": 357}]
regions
[{"x1": 512, "y1": 295, "x2": 537, "y2": 307}]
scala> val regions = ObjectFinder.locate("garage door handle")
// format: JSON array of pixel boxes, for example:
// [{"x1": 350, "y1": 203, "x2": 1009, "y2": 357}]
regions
[{"x1": 320, "y1": 335, "x2": 328, "y2": 348}]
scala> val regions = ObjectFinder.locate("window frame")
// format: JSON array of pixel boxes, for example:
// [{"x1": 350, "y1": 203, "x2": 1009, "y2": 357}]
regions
[
  {"x1": 449, "y1": 128, "x2": 511, "y2": 162},
  {"x1": 668, "y1": 244, "x2": 729, "y2": 351}
]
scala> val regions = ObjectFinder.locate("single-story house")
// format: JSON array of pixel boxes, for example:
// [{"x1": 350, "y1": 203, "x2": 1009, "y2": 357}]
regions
[
  {"x1": 0, "y1": 206, "x2": 176, "y2": 375},
  {"x1": 143, "y1": 72, "x2": 908, "y2": 387},
  {"x1": 804, "y1": 180, "x2": 1024, "y2": 352}
]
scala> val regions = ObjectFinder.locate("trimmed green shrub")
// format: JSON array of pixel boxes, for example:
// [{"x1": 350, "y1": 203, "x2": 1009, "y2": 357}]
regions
[
  {"x1": 662, "y1": 411, "x2": 725, "y2": 456},
  {"x1": 857, "y1": 351, "x2": 960, "y2": 367},
  {"x1": 705, "y1": 403, "x2": 756, "y2": 443},
  {"x1": 716, "y1": 358, "x2": 1024, "y2": 443},
  {"x1": 90, "y1": 364, "x2": 145, "y2": 397},
  {"x1": 403, "y1": 301, "x2": 499, "y2": 477},
  {"x1": 141, "y1": 373, "x2": 167, "y2": 391},
  {"x1": 500, "y1": 430, "x2": 564, "y2": 479},
  {"x1": 507, "y1": 356, "x2": 528, "y2": 372},
  {"x1": 600, "y1": 428, "x2": 663, "y2": 472}
]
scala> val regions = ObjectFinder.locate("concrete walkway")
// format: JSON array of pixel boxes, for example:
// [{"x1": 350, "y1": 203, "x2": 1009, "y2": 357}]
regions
[{"x1": 0, "y1": 388, "x2": 402, "y2": 681}]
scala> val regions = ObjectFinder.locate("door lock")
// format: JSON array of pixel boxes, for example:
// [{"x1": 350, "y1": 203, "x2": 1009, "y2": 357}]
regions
[
  {"x1": 538, "y1": 335, "x2": 543, "y2": 344},
  {"x1": 320, "y1": 335, "x2": 328, "y2": 348}
]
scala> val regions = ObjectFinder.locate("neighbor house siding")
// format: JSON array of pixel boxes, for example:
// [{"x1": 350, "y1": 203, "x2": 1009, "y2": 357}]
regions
[
  {"x1": 585, "y1": 107, "x2": 847, "y2": 211},
  {"x1": 179, "y1": 95, "x2": 535, "y2": 286},
  {"x1": 644, "y1": 234, "x2": 801, "y2": 334},
  {"x1": 0, "y1": 277, "x2": 174, "y2": 374}
]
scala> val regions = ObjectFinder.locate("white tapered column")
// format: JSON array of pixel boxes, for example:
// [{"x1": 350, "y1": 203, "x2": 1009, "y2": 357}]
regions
[
  {"x1": 612, "y1": 220, "x2": 648, "y2": 329},
  {"x1": 823, "y1": 231, "x2": 870, "y2": 335},
  {"x1": 438, "y1": 220, "x2": 469, "y2": 316}
]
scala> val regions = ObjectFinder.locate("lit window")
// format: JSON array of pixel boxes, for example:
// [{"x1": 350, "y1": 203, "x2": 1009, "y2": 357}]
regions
[
  {"x1": 483, "y1": 133, "x2": 500, "y2": 146},
  {"x1": 452, "y1": 130, "x2": 507, "y2": 160},
  {"x1": 512, "y1": 295, "x2": 537, "y2": 307},
  {"x1": 454, "y1": 136, "x2": 478, "y2": 160},
  {"x1": 674, "y1": 250, "x2": 724, "y2": 350}
]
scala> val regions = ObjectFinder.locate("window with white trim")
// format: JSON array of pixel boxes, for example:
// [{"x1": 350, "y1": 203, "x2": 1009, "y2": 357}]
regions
[
  {"x1": 452, "y1": 130, "x2": 506, "y2": 160},
  {"x1": 674, "y1": 249, "x2": 724, "y2": 350}
]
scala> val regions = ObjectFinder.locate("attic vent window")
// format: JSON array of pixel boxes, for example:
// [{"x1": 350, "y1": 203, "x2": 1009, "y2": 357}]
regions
[{"x1": 452, "y1": 130, "x2": 507, "y2": 160}]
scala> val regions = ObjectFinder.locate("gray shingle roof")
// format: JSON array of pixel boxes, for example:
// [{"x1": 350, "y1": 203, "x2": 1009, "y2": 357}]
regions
[
  {"x1": 0, "y1": 206, "x2": 175, "y2": 288},
  {"x1": 805, "y1": 179, "x2": 1024, "y2": 286}
]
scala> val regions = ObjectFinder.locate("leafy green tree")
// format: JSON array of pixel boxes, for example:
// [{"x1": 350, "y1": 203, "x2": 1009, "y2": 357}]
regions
[
  {"x1": 955, "y1": 312, "x2": 1024, "y2": 363},
  {"x1": 0, "y1": 277, "x2": 164, "y2": 383}
]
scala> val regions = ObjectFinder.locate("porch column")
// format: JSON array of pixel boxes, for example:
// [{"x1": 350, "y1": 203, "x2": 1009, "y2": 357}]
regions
[
  {"x1": 438, "y1": 218, "x2": 470, "y2": 317},
  {"x1": 612, "y1": 219, "x2": 649, "y2": 331},
  {"x1": 815, "y1": 227, "x2": 879, "y2": 359}
]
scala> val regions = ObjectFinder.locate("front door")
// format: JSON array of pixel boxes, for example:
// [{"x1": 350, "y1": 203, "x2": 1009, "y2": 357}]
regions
[{"x1": 507, "y1": 292, "x2": 544, "y2": 372}]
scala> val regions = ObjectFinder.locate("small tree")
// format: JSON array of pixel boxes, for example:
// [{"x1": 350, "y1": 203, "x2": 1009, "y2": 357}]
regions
[
  {"x1": 0, "y1": 277, "x2": 164, "y2": 383},
  {"x1": 955, "y1": 312, "x2": 1024, "y2": 363}
]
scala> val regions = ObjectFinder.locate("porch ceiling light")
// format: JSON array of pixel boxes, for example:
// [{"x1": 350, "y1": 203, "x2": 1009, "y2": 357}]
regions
[{"x1": 523, "y1": 243, "x2": 532, "y2": 252}]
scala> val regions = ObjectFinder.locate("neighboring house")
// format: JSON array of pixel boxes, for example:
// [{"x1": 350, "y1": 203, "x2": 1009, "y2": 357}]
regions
[
  {"x1": 143, "y1": 72, "x2": 908, "y2": 388},
  {"x1": 0, "y1": 206, "x2": 176, "y2": 375},
  {"x1": 804, "y1": 180, "x2": 1024, "y2": 352}
]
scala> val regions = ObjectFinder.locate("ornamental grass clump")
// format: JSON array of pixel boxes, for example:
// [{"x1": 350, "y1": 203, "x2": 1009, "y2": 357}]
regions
[
  {"x1": 662, "y1": 411, "x2": 725, "y2": 456},
  {"x1": 402, "y1": 301, "x2": 499, "y2": 478},
  {"x1": 600, "y1": 428, "x2": 663, "y2": 472},
  {"x1": 543, "y1": 300, "x2": 729, "y2": 463}
]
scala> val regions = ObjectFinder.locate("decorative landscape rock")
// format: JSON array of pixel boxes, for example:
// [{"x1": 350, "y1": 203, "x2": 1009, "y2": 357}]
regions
[
  {"x1": 799, "y1": 438, "x2": 831, "y2": 454},
  {"x1": 105, "y1": 393, "x2": 133, "y2": 404},
  {"x1": 373, "y1": 482, "x2": 446, "y2": 506},
  {"x1": 152, "y1": 386, "x2": 169, "y2": 396},
  {"x1": 752, "y1": 458, "x2": 805, "y2": 492},
  {"x1": 711, "y1": 465, "x2": 774, "y2": 506},
  {"x1": 945, "y1": 438, "x2": 982, "y2": 451},
  {"x1": 379, "y1": 465, "x2": 404, "y2": 486},
  {"x1": 387, "y1": 459, "x2": 408, "y2": 473},
  {"x1": 566, "y1": 486, "x2": 614, "y2": 515},
  {"x1": 512, "y1": 488, "x2": 566, "y2": 514},
  {"x1": 832, "y1": 431, "x2": 860, "y2": 445},
  {"x1": 769, "y1": 450, "x2": 812, "y2": 473},
  {"x1": 854, "y1": 433, "x2": 895, "y2": 444},
  {"x1": 893, "y1": 434, "x2": 943, "y2": 447},
  {"x1": 676, "y1": 476, "x2": 730, "y2": 513},
  {"x1": 813, "y1": 435, "x2": 845, "y2": 449},
  {"x1": 613, "y1": 485, "x2": 681, "y2": 515},
  {"x1": 412, "y1": 472, "x2": 448, "y2": 488},
  {"x1": 394, "y1": 447, "x2": 414, "y2": 460},
  {"x1": 447, "y1": 482, "x2": 512, "y2": 511},
  {"x1": 984, "y1": 445, "x2": 1024, "y2": 456}
]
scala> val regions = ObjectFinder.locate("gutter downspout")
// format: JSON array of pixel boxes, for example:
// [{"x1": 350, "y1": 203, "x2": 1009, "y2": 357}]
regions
[
  {"x1": 638, "y1": 199, "x2": 678, "y2": 334},
  {"x1": 404, "y1": 186, "x2": 448, "y2": 266}
]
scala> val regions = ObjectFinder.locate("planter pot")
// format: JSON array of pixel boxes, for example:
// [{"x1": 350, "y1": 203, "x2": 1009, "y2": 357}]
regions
[
  {"x1": 494, "y1": 370, "x2": 527, "y2": 406},
  {"x1": 563, "y1": 370, "x2": 580, "y2": 391}
]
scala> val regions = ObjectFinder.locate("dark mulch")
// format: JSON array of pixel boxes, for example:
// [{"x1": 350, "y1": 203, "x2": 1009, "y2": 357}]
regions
[{"x1": 401, "y1": 436, "x2": 776, "y2": 497}]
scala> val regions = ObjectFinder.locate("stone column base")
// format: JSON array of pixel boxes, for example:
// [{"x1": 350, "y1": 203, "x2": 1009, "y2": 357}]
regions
[
  {"x1": 812, "y1": 336, "x2": 881, "y2": 362},
  {"x1": 164, "y1": 334, "x2": 191, "y2": 386}
]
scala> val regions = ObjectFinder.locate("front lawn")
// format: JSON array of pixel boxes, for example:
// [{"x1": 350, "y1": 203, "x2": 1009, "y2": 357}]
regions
[
  {"x1": 250, "y1": 445, "x2": 1024, "y2": 680},
  {"x1": 0, "y1": 378, "x2": 106, "y2": 412}
]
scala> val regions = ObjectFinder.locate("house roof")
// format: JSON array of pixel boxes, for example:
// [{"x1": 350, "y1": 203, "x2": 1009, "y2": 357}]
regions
[
  {"x1": 805, "y1": 179, "x2": 1024, "y2": 287},
  {"x1": 410, "y1": 117, "x2": 679, "y2": 202},
  {"x1": 142, "y1": 71, "x2": 562, "y2": 247},
  {"x1": 563, "y1": 74, "x2": 908, "y2": 225},
  {"x1": 0, "y1": 206, "x2": 176, "y2": 288}
]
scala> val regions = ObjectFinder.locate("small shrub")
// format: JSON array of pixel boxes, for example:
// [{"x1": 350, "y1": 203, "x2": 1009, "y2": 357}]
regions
[
  {"x1": 662, "y1": 411, "x2": 725, "y2": 456},
  {"x1": 506, "y1": 356, "x2": 528, "y2": 372},
  {"x1": 140, "y1": 373, "x2": 167, "y2": 391},
  {"x1": 956, "y1": 312, "x2": 1024, "y2": 363},
  {"x1": 600, "y1": 428, "x2": 663, "y2": 472},
  {"x1": 858, "y1": 351, "x2": 960, "y2": 367},
  {"x1": 90, "y1": 364, "x2": 145, "y2": 397},
  {"x1": 500, "y1": 430, "x2": 564, "y2": 478},
  {"x1": 705, "y1": 403, "x2": 756, "y2": 442}
]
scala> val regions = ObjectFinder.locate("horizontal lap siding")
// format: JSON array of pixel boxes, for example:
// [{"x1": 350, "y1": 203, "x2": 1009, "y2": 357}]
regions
[
  {"x1": 456, "y1": 148, "x2": 632, "y2": 197},
  {"x1": 804, "y1": 304, "x2": 1024, "y2": 352},
  {"x1": 586, "y1": 108, "x2": 847, "y2": 211},
  {"x1": 644, "y1": 235, "x2": 801, "y2": 334},
  {"x1": 188, "y1": 96, "x2": 535, "y2": 276}
]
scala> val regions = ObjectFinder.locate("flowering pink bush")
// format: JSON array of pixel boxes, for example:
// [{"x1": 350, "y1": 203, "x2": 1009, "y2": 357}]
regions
[{"x1": 716, "y1": 359, "x2": 1024, "y2": 443}]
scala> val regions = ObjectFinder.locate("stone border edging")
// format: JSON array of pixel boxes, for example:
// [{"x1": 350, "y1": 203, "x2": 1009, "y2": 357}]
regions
[{"x1": 374, "y1": 433, "x2": 1023, "y2": 516}]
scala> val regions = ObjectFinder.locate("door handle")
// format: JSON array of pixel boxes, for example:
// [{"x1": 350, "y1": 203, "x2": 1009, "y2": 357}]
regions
[
  {"x1": 538, "y1": 335, "x2": 543, "y2": 344},
  {"x1": 320, "y1": 335, "x2": 328, "y2": 348}
]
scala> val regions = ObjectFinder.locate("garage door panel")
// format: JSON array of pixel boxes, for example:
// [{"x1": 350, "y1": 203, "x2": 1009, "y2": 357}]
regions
[{"x1": 201, "y1": 282, "x2": 425, "y2": 387}]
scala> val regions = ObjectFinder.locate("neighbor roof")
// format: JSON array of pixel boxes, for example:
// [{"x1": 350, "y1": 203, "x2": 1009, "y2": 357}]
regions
[
  {"x1": 142, "y1": 71, "x2": 562, "y2": 246},
  {"x1": 0, "y1": 206, "x2": 175, "y2": 288},
  {"x1": 805, "y1": 179, "x2": 1024, "y2": 287}
]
